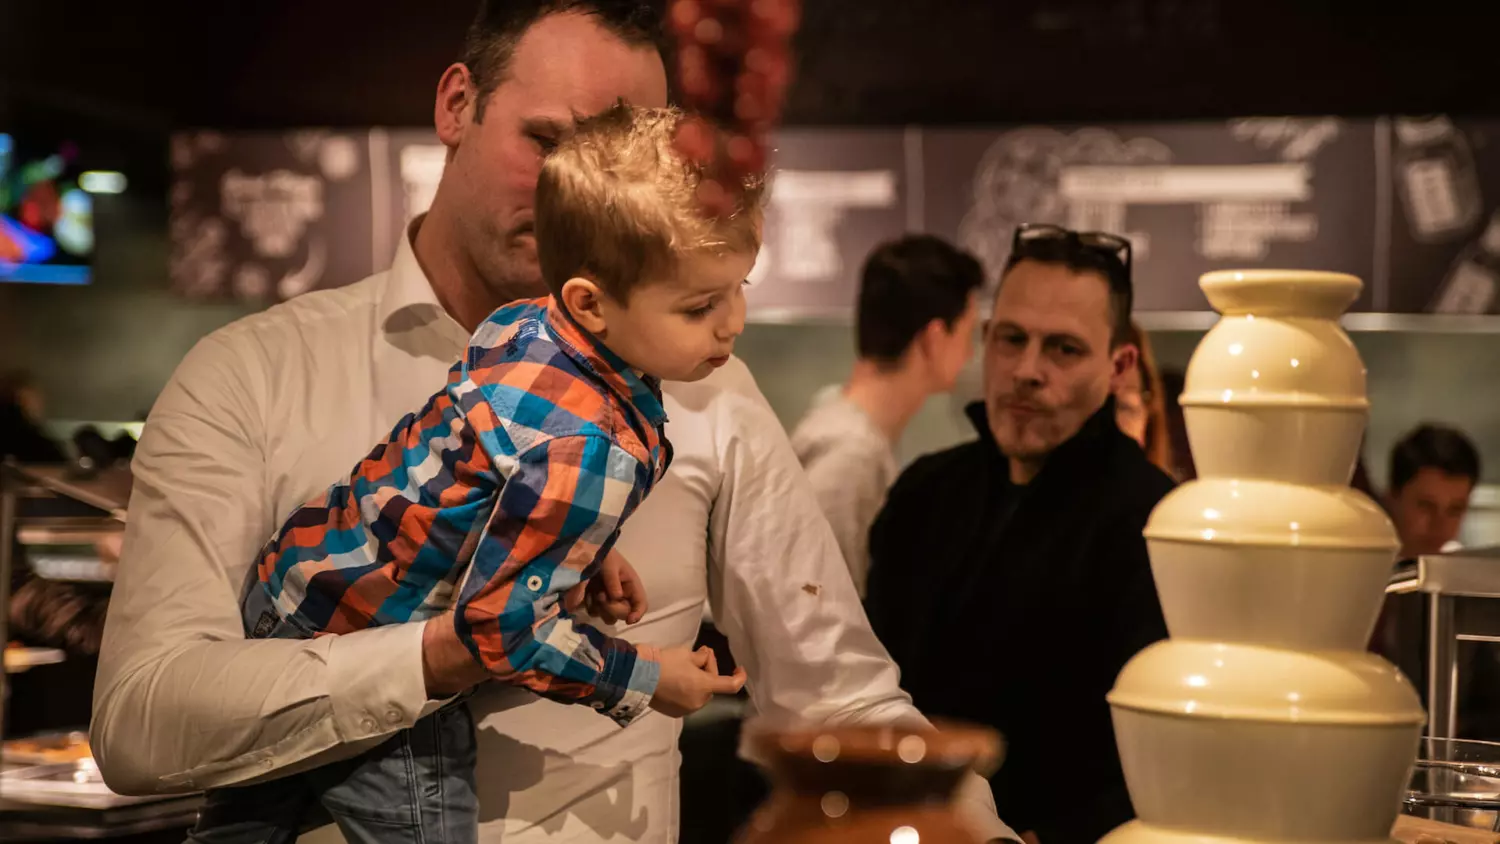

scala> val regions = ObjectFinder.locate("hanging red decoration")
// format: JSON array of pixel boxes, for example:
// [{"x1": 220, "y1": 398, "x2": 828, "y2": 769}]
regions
[{"x1": 669, "y1": 0, "x2": 801, "y2": 217}]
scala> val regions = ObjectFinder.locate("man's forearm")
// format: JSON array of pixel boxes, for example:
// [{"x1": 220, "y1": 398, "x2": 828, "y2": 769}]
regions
[{"x1": 92, "y1": 623, "x2": 433, "y2": 794}]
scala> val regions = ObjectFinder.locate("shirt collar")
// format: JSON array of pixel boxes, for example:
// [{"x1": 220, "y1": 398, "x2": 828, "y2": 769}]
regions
[
  {"x1": 543, "y1": 297, "x2": 669, "y2": 428},
  {"x1": 376, "y1": 214, "x2": 469, "y2": 349}
]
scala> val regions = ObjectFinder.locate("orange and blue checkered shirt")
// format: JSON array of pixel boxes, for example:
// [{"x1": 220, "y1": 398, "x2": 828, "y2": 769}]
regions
[{"x1": 245, "y1": 296, "x2": 669, "y2": 725}]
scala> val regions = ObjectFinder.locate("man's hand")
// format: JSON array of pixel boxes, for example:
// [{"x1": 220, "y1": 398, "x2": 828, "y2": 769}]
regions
[
  {"x1": 565, "y1": 548, "x2": 648, "y2": 624},
  {"x1": 649, "y1": 645, "x2": 747, "y2": 717},
  {"x1": 421, "y1": 611, "x2": 488, "y2": 698}
]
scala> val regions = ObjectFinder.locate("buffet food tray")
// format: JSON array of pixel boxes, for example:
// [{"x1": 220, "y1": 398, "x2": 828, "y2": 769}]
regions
[
  {"x1": 0, "y1": 759, "x2": 166, "y2": 810},
  {"x1": 3, "y1": 731, "x2": 91, "y2": 765}
]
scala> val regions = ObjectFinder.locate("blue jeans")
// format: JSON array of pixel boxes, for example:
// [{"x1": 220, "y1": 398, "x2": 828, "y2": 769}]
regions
[
  {"x1": 187, "y1": 584, "x2": 479, "y2": 844},
  {"x1": 186, "y1": 704, "x2": 478, "y2": 844}
]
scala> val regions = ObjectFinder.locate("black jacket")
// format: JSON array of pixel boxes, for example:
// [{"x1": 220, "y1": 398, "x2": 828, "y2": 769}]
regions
[{"x1": 865, "y1": 398, "x2": 1175, "y2": 844}]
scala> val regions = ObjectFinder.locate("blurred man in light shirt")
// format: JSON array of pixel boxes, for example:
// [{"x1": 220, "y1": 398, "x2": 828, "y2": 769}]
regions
[{"x1": 788, "y1": 234, "x2": 982, "y2": 596}]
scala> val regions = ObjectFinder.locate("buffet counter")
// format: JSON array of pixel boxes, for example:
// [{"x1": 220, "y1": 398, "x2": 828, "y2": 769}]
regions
[{"x1": 1, "y1": 461, "x2": 199, "y2": 840}]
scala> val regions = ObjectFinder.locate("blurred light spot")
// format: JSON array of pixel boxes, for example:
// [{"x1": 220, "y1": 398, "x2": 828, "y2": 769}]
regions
[{"x1": 80, "y1": 171, "x2": 127, "y2": 194}]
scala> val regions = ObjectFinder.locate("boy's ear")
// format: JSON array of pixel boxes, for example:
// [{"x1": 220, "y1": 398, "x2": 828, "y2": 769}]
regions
[{"x1": 561, "y1": 277, "x2": 608, "y2": 335}]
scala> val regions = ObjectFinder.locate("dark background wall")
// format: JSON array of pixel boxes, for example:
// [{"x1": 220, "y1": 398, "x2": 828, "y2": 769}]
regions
[
  {"x1": 4, "y1": 0, "x2": 1500, "y2": 430},
  {"x1": 11, "y1": 1, "x2": 1500, "y2": 130}
]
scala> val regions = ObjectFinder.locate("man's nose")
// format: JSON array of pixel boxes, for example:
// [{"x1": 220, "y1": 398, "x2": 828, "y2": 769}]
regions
[{"x1": 1013, "y1": 342, "x2": 1044, "y2": 385}]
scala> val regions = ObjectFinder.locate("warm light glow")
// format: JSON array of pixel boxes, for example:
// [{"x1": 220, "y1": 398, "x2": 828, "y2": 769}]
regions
[
  {"x1": 80, "y1": 170, "x2": 127, "y2": 194},
  {"x1": 1202, "y1": 508, "x2": 1221, "y2": 521},
  {"x1": 891, "y1": 827, "x2": 920, "y2": 844},
  {"x1": 1221, "y1": 389, "x2": 1234, "y2": 403},
  {"x1": 897, "y1": 735, "x2": 926, "y2": 764},
  {"x1": 1186, "y1": 675, "x2": 1208, "y2": 688},
  {"x1": 812, "y1": 735, "x2": 840, "y2": 763},
  {"x1": 1228, "y1": 343, "x2": 1244, "y2": 356},
  {"x1": 821, "y1": 791, "x2": 849, "y2": 818},
  {"x1": 1290, "y1": 358, "x2": 1301, "y2": 368}
]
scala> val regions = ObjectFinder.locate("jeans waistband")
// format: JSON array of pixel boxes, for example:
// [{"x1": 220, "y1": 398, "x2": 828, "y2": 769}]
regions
[{"x1": 241, "y1": 580, "x2": 316, "y2": 641}]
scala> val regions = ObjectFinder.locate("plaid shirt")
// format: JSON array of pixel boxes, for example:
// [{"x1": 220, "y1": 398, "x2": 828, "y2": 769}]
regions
[{"x1": 248, "y1": 296, "x2": 670, "y2": 725}]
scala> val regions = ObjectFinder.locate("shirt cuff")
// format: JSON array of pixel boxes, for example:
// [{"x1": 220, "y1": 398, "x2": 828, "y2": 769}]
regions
[
  {"x1": 955, "y1": 770, "x2": 1022, "y2": 844},
  {"x1": 326, "y1": 621, "x2": 444, "y2": 741},
  {"x1": 587, "y1": 641, "x2": 660, "y2": 727}
]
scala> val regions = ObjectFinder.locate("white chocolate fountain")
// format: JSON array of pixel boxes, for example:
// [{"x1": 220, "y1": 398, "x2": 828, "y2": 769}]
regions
[{"x1": 1101, "y1": 270, "x2": 1426, "y2": 844}]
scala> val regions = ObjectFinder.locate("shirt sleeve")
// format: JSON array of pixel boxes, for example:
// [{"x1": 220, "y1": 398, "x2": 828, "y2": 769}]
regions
[
  {"x1": 698, "y1": 362, "x2": 1021, "y2": 843},
  {"x1": 454, "y1": 433, "x2": 660, "y2": 726},
  {"x1": 91, "y1": 334, "x2": 439, "y2": 796}
]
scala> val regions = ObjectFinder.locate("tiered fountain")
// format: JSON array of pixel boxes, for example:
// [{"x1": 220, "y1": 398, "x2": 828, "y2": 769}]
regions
[{"x1": 1102, "y1": 270, "x2": 1426, "y2": 844}]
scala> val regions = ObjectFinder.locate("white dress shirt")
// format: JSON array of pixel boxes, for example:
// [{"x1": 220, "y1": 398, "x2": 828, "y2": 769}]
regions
[{"x1": 92, "y1": 221, "x2": 1015, "y2": 843}]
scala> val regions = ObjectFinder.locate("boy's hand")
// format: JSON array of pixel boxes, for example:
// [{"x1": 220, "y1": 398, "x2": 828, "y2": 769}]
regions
[
  {"x1": 648, "y1": 645, "x2": 748, "y2": 718},
  {"x1": 565, "y1": 549, "x2": 648, "y2": 624},
  {"x1": 421, "y1": 611, "x2": 488, "y2": 698}
]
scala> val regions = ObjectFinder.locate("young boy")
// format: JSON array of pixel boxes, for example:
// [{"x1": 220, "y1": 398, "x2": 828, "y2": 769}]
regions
[{"x1": 188, "y1": 102, "x2": 762, "y2": 844}]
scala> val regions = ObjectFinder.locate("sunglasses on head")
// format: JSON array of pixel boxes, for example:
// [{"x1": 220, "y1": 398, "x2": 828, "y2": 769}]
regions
[{"x1": 1011, "y1": 223, "x2": 1133, "y2": 274}]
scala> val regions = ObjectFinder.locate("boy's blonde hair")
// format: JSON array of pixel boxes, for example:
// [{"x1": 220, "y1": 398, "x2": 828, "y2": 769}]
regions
[{"x1": 535, "y1": 102, "x2": 766, "y2": 301}]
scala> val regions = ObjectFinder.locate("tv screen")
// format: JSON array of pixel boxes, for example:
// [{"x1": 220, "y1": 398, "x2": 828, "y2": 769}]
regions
[{"x1": 0, "y1": 132, "x2": 93, "y2": 284}]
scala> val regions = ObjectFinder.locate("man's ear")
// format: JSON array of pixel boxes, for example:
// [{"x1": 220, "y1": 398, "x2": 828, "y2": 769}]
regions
[
  {"x1": 561, "y1": 277, "x2": 608, "y2": 335},
  {"x1": 916, "y1": 317, "x2": 950, "y2": 366},
  {"x1": 435, "y1": 63, "x2": 477, "y2": 150},
  {"x1": 1110, "y1": 343, "x2": 1140, "y2": 392}
]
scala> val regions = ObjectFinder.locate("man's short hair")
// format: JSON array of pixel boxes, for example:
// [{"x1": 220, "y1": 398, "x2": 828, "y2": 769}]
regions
[
  {"x1": 461, "y1": 0, "x2": 665, "y2": 122},
  {"x1": 1002, "y1": 226, "x2": 1133, "y2": 345},
  {"x1": 856, "y1": 235, "x2": 985, "y2": 365},
  {"x1": 1389, "y1": 423, "x2": 1482, "y2": 494},
  {"x1": 535, "y1": 102, "x2": 766, "y2": 301}
]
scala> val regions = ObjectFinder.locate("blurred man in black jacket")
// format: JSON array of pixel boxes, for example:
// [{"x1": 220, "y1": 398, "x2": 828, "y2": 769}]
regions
[{"x1": 865, "y1": 224, "x2": 1175, "y2": 844}]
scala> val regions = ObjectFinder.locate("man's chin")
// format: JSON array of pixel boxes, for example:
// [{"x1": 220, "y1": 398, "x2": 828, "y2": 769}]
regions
[
  {"x1": 487, "y1": 255, "x2": 546, "y2": 298},
  {"x1": 994, "y1": 431, "x2": 1054, "y2": 463}
]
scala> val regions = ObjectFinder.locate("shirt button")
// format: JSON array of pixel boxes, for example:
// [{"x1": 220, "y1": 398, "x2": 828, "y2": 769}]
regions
[
  {"x1": 386, "y1": 709, "x2": 403, "y2": 724},
  {"x1": 526, "y1": 575, "x2": 544, "y2": 591},
  {"x1": 359, "y1": 716, "x2": 377, "y2": 732}
]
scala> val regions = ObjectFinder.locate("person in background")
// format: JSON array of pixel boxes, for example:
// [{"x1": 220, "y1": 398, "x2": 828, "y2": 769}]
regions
[
  {"x1": 1114, "y1": 320, "x2": 1174, "y2": 477},
  {"x1": 865, "y1": 223, "x2": 1174, "y2": 844},
  {"x1": 91, "y1": 3, "x2": 1017, "y2": 842},
  {"x1": 1374, "y1": 424, "x2": 1492, "y2": 734},
  {"x1": 1386, "y1": 423, "x2": 1481, "y2": 558},
  {"x1": 0, "y1": 368, "x2": 66, "y2": 464},
  {"x1": 787, "y1": 234, "x2": 983, "y2": 595}
]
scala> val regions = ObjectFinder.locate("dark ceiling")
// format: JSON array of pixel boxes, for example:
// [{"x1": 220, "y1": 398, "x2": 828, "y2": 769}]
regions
[{"x1": 8, "y1": 1, "x2": 1500, "y2": 136}]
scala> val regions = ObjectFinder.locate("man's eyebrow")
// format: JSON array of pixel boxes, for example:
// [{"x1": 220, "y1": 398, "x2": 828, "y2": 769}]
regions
[
  {"x1": 522, "y1": 109, "x2": 588, "y2": 135},
  {"x1": 1043, "y1": 331, "x2": 1090, "y2": 347},
  {"x1": 521, "y1": 116, "x2": 569, "y2": 135}
]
